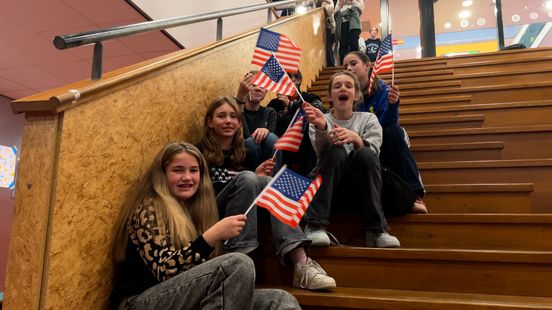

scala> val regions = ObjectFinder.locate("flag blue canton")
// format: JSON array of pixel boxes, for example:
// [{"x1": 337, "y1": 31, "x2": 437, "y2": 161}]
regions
[
  {"x1": 257, "y1": 28, "x2": 280, "y2": 52},
  {"x1": 379, "y1": 35, "x2": 393, "y2": 56},
  {"x1": 296, "y1": 109, "x2": 307, "y2": 132},
  {"x1": 262, "y1": 56, "x2": 285, "y2": 81},
  {"x1": 271, "y1": 169, "x2": 312, "y2": 201}
]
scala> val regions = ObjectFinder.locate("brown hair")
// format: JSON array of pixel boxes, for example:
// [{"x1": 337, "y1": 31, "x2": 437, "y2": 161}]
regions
[{"x1": 345, "y1": 51, "x2": 383, "y2": 95}]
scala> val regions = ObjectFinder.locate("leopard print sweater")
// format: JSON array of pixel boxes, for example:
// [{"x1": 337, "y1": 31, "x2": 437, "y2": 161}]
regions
[{"x1": 128, "y1": 203, "x2": 214, "y2": 282}]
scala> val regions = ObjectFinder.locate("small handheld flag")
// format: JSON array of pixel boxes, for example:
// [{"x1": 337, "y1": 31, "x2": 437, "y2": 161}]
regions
[
  {"x1": 274, "y1": 108, "x2": 306, "y2": 153},
  {"x1": 252, "y1": 55, "x2": 296, "y2": 96},
  {"x1": 252, "y1": 28, "x2": 302, "y2": 73},
  {"x1": 254, "y1": 166, "x2": 322, "y2": 228},
  {"x1": 369, "y1": 34, "x2": 394, "y2": 91}
]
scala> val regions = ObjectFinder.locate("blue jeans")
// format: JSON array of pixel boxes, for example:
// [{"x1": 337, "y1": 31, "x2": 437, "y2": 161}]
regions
[
  {"x1": 119, "y1": 253, "x2": 300, "y2": 310},
  {"x1": 245, "y1": 133, "x2": 282, "y2": 170},
  {"x1": 217, "y1": 171, "x2": 311, "y2": 264}
]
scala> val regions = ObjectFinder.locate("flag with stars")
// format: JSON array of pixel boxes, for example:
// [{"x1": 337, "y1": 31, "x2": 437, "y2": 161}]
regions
[
  {"x1": 369, "y1": 34, "x2": 394, "y2": 91},
  {"x1": 252, "y1": 55, "x2": 296, "y2": 96},
  {"x1": 252, "y1": 28, "x2": 302, "y2": 73},
  {"x1": 274, "y1": 108, "x2": 306, "y2": 152},
  {"x1": 256, "y1": 166, "x2": 322, "y2": 228}
]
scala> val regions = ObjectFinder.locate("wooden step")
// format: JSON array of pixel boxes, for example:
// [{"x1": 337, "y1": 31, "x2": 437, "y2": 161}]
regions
[
  {"x1": 400, "y1": 114, "x2": 484, "y2": 130},
  {"x1": 417, "y1": 159, "x2": 552, "y2": 212},
  {"x1": 401, "y1": 94, "x2": 472, "y2": 109},
  {"x1": 323, "y1": 214, "x2": 551, "y2": 251},
  {"x1": 411, "y1": 141, "x2": 504, "y2": 161},
  {"x1": 399, "y1": 81, "x2": 552, "y2": 105},
  {"x1": 256, "y1": 247, "x2": 552, "y2": 297},
  {"x1": 285, "y1": 287, "x2": 552, "y2": 310},
  {"x1": 401, "y1": 100, "x2": 552, "y2": 128},
  {"x1": 408, "y1": 125, "x2": 552, "y2": 160},
  {"x1": 424, "y1": 183, "x2": 533, "y2": 213},
  {"x1": 313, "y1": 68, "x2": 454, "y2": 87}
]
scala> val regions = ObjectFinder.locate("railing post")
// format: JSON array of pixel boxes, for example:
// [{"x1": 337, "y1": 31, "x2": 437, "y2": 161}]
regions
[
  {"x1": 267, "y1": 8, "x2": 272, "y2": 24},
  {"x1": 91, "y1": 42, "x2": 103, "y2": 80},
  {"x1": 216, "y1": 17, "x2": 223, "y2": 41}
]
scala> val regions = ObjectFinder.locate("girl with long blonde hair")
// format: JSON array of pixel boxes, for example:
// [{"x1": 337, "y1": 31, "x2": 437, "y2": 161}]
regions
[{"x1": 111, "y1": 142, "x2": 300, "y2": 309}]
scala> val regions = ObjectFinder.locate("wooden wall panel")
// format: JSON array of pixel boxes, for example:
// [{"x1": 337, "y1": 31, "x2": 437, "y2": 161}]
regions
[
  {"x1": 3, "y1": 113, "x2": 60, "y2": 310},
  {"x1": 18, "y1": 11, "x2": 325, "y2": 310}
]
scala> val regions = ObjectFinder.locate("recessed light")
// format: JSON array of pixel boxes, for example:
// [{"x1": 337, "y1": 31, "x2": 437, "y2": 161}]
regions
[
  {"x1": 529, "y1": 12, "x2": 539, "y2": 20},
  {"x1": 462, "y1": 0, "x2": 473, "y2": 7},
  {"x1": 511, "y1": 14, "x2": 520, "y2": 22},
  {"x1": 477, "y1": 18, "x2": 486, "y2": 26},
  {"x1": 444, "y1": 22, "x2": 452, "y2": 29},
  {"x1": 459, "y1": 10, "x2": 471, "y2": 19},
  {"x1": 546, "y1": 1, "x2": 552, "y2": 10},
  {"x1": 460, "y1": 20, "x2": 469, "y2": 28}
]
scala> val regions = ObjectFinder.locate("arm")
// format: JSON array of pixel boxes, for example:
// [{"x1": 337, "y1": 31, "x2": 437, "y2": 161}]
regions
[
  {"x1": 235, "y1": 73, "x2": 255, "y2": 113},
  {"x1": 380, "y1": 85, "x2": 399, "y2": 127},
  {"x1": 360, "y1": 114, "x2": 383, "y2": 156},
  {"x1": 306, "y1": 105, "x2": 332, "y2": 156},
  {"x1": 266, "y1": 107, "x2": 278, "y2": 133}
]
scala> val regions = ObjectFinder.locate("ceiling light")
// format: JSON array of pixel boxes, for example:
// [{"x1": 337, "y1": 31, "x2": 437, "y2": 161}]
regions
[
  {"x1": 444, "y1": 22, "x2": 452, "y2": 29},
  {"x1": 459, "y1": 10, "x2": 471, "y2": 19},
  {"x1": 477, "y1": 18, "x2": 486, "y2": 26},
  {"x1": 295, "y1": 5, "x2": 307, "y2": 15},
  {"x1": 511, "y1": 14, "x2": 520, "y2": 22},
  {"x1": 460, "y1": 20, "x2": 469, "y2": 28},
  {"x1": 546, "y1": 1, "x2": 552, "y2": 10},
  {"x1": 529, "y1": 12, "x2": 539, "y2": 20},
  {"x1": 462, "y1": 0, "x2": 473, "y2": 7}
]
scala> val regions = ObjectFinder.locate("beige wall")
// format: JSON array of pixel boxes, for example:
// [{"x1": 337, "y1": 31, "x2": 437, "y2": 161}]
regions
[{"x1": 4, "y1": 10, "x2": 325, "y2": 310}]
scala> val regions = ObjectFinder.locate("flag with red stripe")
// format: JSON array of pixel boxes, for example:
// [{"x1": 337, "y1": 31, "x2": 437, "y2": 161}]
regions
[
  {"x1": 252, "y1": 28, "x2": 302, "y2": 73},
  {"x1": 252, "y1": 55, "x2": 296, "y2": 96},
  {"x1": 274, "y1": 108, "x2": 306, "y2": 152},
  {"x1": 256, "y1": 166, "x2": 322, "y2": 228},
  {"x1": 369, "y1": 34, "x2": 394, "y2": 92}
]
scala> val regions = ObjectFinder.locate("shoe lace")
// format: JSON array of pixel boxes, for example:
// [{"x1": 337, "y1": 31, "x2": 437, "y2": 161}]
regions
[{"x1": 299, "y1": 259, "x2": 326, "y2": 288}]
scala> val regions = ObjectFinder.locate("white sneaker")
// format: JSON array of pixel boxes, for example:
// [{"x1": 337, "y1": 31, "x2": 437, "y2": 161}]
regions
[
  {"x1": 365, "y1": 231, "x2": 401, "y2": 248},
  {"x1": 305, "y1": 225, "x2": 330, "y2": 246},
  {"x1": 293, "y1": 258, "x2": 337, "y2": 290}
]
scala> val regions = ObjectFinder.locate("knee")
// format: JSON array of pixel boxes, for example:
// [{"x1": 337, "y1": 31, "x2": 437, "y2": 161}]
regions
[
  {"x1": 351, "y1": 147, "x2": 380, "y2": 169},
  {"x1": 235, "y1": 171, "x2": 267, "y2": 191},
  {"x1": 323, "y1": 145, "x2": 348, "y2": 162},
  {"x1": 223, "y1": 252, "x2": 255, "y2": 279}
]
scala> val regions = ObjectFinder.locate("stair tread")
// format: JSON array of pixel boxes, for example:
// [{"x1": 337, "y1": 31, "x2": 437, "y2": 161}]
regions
[
  {"x1": 282, "y1": 287, "x2": 552, "y2": 309},
  {"x1": 401, "y1": 114, "x2": 484, "y2": 124},
  {"x1": 411, "y1": 141, "x2": 504, "y2": 151},
  {"x1": 402, "y1": 99, "x2": 552, "y2": 114},
  {"x1": 389, "y1": 213, "x2": 552, "y2": 223},
  {"x1": 409, "y1": 124, "x2": 552, "y2": 137},
  {"x1": 418, "y1": 158, "x2": 552, "y2": 169},
  {"x1": 424, "y1": 183, "x2": 533, "y2": 192},
  {"x1": 308, "y1": 246, "x2": 552, "y2": 263},
  {"x1": 401, "y1": 80, "x2": 552, "y2": 97}
]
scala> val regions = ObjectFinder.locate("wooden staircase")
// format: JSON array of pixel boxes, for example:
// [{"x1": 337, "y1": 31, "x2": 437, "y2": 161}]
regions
[{"x1": 255, "y1": 48, "x2": 552, "y2": 309}]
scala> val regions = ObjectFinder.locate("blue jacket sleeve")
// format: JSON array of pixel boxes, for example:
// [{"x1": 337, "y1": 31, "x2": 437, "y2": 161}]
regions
[{"x1": 374, "y1": 82, "x2": 399, "y2": 127}]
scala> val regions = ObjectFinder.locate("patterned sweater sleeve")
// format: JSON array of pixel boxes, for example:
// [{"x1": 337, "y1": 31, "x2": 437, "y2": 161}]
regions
[{"x1": 129, "y1": 203, "x2": 214, "y2": 282}]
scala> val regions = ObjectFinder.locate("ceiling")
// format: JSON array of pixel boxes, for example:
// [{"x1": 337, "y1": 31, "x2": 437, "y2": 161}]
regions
[{"x1": 1, "y1": 0, "x2": 550, "y2": 101}]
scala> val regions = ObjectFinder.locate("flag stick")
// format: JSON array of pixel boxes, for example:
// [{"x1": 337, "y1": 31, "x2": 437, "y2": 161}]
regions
[{"x1": 392, "y1": 66, "x2": 395, "y2": 86}]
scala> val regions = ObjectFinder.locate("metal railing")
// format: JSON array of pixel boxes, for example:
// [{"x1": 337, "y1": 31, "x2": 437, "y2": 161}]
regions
[{"x1": 53, "y1": 0, "x2": 311, "y2": 80}]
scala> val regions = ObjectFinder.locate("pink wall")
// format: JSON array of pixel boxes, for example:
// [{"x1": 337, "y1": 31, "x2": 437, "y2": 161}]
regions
[{"x1": 0, "y1": 96, "x2": 24, "y2": 292}]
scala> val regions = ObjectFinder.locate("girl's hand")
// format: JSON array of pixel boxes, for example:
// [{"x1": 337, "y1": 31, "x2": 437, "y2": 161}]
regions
[
  {"x1": 255, "y1": 158, "x2": 276, "y2": 177},
  {"x1": 329, "y1": 124, "x2": 363, "y2": 148},
  {"x1": 277, "y1": 94, "x2": 290, "y2": 107},
  {"x1": 304, "y1": 103, "x2": 326, "y2": 130},
  {"x1": 203, "y1": 215, "x2": 247, "y2": 246},
  {"x1": 388, "y1": 85, "x2": 400, "y2": 105}
]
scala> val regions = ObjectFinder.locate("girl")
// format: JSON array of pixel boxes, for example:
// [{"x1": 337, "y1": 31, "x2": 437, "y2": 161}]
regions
[
  {"x1": 111, "y1": 142, "x2": 300, "y2": 309},
  {"x1": 304, "y1": 71, "x2": 400, "y2": 248},
  {"x1": 343, "y1": 51, "x2": 428, "y2": 213},
  {"x1": 197, "y1": 96, "x2": 336, "y2": 291}
]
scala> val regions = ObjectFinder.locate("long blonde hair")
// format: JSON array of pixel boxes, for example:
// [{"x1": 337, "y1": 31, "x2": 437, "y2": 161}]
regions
[
  {"x1": 199, "y1": 96, "x2": 246, "y2": 168},
  {"x1": 113, "y1": 142, "x2": 219, "y2": 262}
]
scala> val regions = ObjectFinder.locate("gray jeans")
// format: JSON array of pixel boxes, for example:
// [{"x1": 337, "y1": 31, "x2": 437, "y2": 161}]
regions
[
  {"x1": 217, "y1": 171, "x2": 311, "y2": 264},
  {"x1": 120, "y1": 253, "x2": 300, "y2": 310}
]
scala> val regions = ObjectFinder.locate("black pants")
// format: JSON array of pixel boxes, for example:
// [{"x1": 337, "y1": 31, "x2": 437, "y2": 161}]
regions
[
  {"x1": 306, "y1": 145, "x2": 388, "y2": 231},
  {"x1": 339, "y1": 21, "x2": 361, "y2": 64},
  {"x1": 380, "y1": 124, "x2": 425, "y2": 197},
  {"x1": 325, "y1": 29, "x2": 335, "y2": 67}
]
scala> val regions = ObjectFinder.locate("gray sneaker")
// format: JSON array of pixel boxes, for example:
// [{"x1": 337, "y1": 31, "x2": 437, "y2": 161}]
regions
[
  {"x1": 293, "y1": 258, "x2": 337, "y2": 290},
  {"x1": 305, "y1": 225, "x2": 331, "y2": 246},
  {"x1": 365, "y1": 231, "x2": 401, "y2": 248}
]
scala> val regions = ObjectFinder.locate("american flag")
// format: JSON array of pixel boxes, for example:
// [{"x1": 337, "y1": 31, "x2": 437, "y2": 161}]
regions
[
  {"x1": 256, "y1": 166, "x2": 322, "y2": 228},
  {"x1": 252, "y1": 55, "x2": 296, "y2": 96},
  {"x1": 252, "y1": 28, "x2": 302, "y2": 73},
  {"x1": 274, "y1": 108, "x2": 306, "y2": 152},
  {"x1": 369, "y1": 34, "x2": 394, "y2": 91}
]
